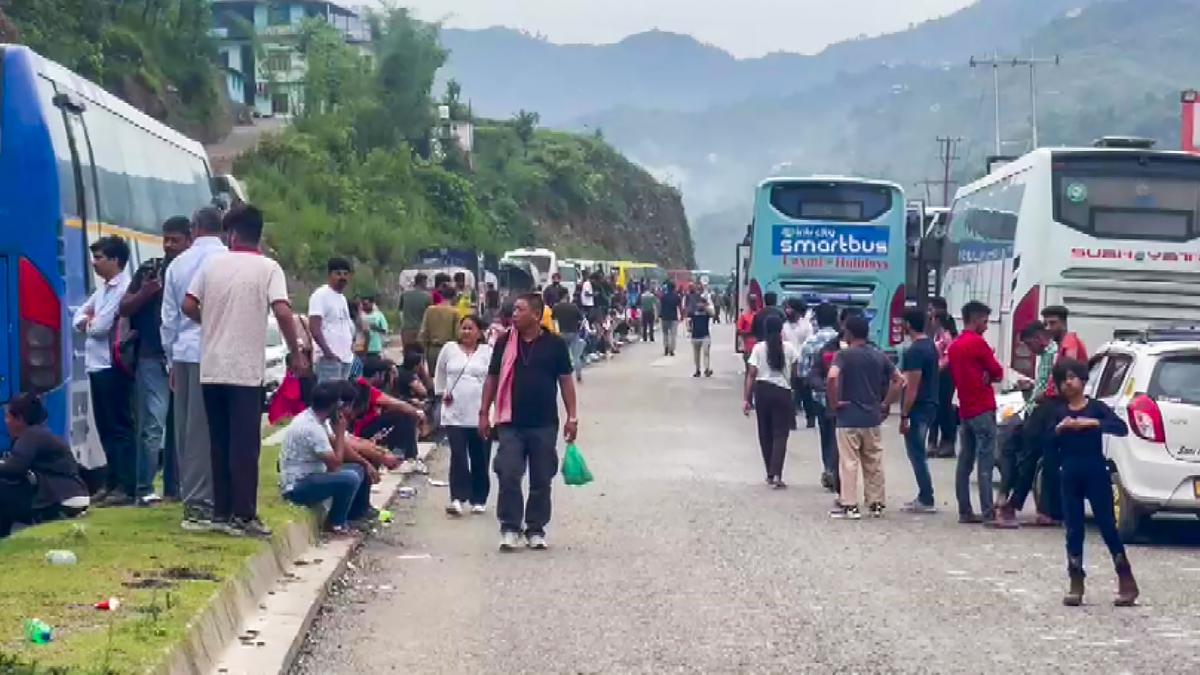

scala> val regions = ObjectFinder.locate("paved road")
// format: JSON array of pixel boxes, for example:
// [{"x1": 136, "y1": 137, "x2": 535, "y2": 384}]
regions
[{"x1": 292, "y1": 324, "x2": 1200, "y2": 674}]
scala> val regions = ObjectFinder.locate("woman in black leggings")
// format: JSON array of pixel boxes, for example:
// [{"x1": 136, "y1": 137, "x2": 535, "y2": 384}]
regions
[{"x1": 743, "y1": 316, "x2": 799, "y2": 488}]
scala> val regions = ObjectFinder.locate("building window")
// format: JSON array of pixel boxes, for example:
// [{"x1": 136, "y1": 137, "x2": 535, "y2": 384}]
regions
[
  {"x1": 267, "y1": 3, "x2": 291, "y2": 26},
  {"x1": 264, "y1": 50, "x2": 292, "y2": 74}
]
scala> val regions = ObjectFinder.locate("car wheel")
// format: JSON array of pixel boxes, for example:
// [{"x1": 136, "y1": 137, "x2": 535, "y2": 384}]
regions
[{"x1": 1111, "y1": 470, "x2": 1147, "y2": 543}]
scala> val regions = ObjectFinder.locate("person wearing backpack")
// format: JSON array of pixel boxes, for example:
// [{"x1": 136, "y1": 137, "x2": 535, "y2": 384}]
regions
[{"x1": 799, "y1": 303, "x2": 842, "y2": 492}]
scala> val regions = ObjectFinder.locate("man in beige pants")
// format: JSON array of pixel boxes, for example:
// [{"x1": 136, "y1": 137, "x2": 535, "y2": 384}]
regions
[{"x1": 825, "y1": 315, "x2": 904, "y2": 520}]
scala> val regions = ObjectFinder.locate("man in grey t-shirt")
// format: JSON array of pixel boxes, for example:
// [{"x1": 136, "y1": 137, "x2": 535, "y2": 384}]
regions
[{"x1": 826, "y1": 316, "x2": 904, "y2": 519}]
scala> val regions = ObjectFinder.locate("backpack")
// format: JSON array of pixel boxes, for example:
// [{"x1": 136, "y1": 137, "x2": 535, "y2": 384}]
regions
[{"x1": 807, "y1": 335, "x2": 841, "y2": 393}]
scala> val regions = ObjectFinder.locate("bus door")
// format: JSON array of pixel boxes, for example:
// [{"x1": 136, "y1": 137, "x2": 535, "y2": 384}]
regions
[
  {"x1": 734, "y1": 243, "x2": 749, "y2": 352},
  {"x1": 53, "y1": 91, "x2": 104, "y2": 464}
]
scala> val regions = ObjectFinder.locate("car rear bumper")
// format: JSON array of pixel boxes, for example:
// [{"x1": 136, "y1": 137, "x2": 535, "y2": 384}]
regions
[{"x1": 1112, "y1": 440, "x2": 1200, "y2": 512}]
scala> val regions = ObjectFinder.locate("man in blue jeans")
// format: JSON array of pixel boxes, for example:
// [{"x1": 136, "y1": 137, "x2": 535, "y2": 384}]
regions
[
  {"x1": 279, "y1": 382, "x2": 370, "y2": 533},
  {"x1": 947, "y1": 301, "x2": 1005, "y2": 523},
  {"x1": 120, "y1": 216, "x2": 193, "y2": 505},
  {"x1": 898, "y1": 309, "x2": 938, "y2": 513}
]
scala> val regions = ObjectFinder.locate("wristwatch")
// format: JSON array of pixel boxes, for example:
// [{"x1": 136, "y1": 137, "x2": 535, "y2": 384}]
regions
[{"x1": 567, "y1": 417, "x2": 579, "y2": 424}]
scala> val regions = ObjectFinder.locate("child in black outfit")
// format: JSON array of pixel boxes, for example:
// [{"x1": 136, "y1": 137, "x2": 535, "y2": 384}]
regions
[{"x1": 1047, "y1": 358, "x2": 1138, "y2": 606}]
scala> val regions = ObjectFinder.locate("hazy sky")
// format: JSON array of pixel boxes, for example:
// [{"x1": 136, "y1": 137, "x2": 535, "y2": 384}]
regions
[{"x1": 394, "y1": 0, "x2": 979, "y2": 58}]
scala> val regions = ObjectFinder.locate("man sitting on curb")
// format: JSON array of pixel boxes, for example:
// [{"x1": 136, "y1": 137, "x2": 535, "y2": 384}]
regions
[
  {"x1": 0, "y1": 393, "x2": 90, "y2": 538},
  {"x1": 279, "y1": 382, "x2": 371, "y2": 536}
]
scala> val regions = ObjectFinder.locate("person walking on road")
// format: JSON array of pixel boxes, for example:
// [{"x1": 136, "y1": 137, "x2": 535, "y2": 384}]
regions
[
  {"x1": 801, "y1": 303, "x2": 842, "y2": 492},
  {"x1": 553, "y1": 293, "x2": 585, "y2": 383},
  {"x1": 360, "y1": 296, "x2": 389, "y2": 358},
  {"x1": 419, "y1": 287, "x2": 462, "y2": 376},
  {"x1": 309, "y1": 258, "x2": 356, "y2": 383},
  {"x1": 928, "y1": 308, "x2": 959, "y2": 458},
  {"x1": 399, "y1": 273, "x2": 433, "y2": 350},
  {"x1": 1047, "y1": 359, "x2": 1139, "y2": 607},
  {"x1": 782, "y1": 298, "x2": 815, "y2": 428},
  {"x1": 435, "y1": 316, "x2": 494, "y2": 516},
  {"x1": 639, "y1": 285, "x2": 658, "y2": 342},
  {"x1": 898, "y1": 309, "x2": 939, "y2": 514},
  {"x1": 743, "y1": 316, "x2": 799, "y2": 488},
  {"x1": 480, "y1": 294, "x2": 578, "y2": 551},
  {"x1": 659, "y1": 282, "x2": 683, "y2": 357},
  {"x1": 947, "y1": 300, "x2": 1004, "y2": 524},
  {"x1": 826, "y1": 315, "x2": 904, "y2": 519},
  {"x1": 737, "y1": 294, "x2": 760, "y2": 370},
  {"x1": 183, "y1": 205, "x2": 306, "y2": 537},
  {"x1": 688, "y1": 297, "x2": 714, "y2": 377},
  {"x1": 161, "y1": 207, "x2": 226, "y2": 530}
]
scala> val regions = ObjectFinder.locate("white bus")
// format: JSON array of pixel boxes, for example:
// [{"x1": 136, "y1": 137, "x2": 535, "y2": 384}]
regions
[
  {"x1": 940, "y1": 138, "x2": 1200, "y2": 378},
  {"x1": 502, "y1": 247, "x2": 558, "y2": 288}
]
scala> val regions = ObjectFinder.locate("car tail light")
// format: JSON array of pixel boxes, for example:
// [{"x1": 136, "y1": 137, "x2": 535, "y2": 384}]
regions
[
  {"x1": 1010, "y1": 284, "x2": 1040, "y2": 377},
  {"x1": 888, "y1": 284, "x2": 906, "y2": 345},
  {"x1": 19, "y1": 258, "x2": 62, "y2": 393},
  {"x1": 1128, "y1": 394, "x2": 1165, "y2": 443}
]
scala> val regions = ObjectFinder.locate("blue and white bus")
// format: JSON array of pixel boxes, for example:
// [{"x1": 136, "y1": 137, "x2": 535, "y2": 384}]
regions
[
  {"x1": 746, "y1": 176, "x2": 908, "y2": 352},
  {"x1": 0, "y1": 46, "x2": 215, "y2": 457}
]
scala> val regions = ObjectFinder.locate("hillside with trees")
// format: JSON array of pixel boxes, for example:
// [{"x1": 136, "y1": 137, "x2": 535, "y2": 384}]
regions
[
  {"x1": 233, "y1": 10, "x2": 693, "y2": 298},
  {"x1": 1, "y1": 2, "x2": 694, "y2": 295}
]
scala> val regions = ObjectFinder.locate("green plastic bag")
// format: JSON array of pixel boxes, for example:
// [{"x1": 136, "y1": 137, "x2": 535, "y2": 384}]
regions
[{"x1": 561, "y1": 443, "x2": 594, "y2": 486}]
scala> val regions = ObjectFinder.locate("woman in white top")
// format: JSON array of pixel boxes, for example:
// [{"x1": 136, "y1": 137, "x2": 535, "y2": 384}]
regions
[
  {"x1": 434, "y1": 315, "x2": 494, "y2": 516},
  {"x1": 743, "y1": 314, "x2": 800, "y2": 488}
]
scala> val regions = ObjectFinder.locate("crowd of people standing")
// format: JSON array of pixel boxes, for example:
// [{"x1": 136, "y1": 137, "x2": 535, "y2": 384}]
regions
[{"x1": 740, "y1": 293, "x2": 1139, "y2": 606}]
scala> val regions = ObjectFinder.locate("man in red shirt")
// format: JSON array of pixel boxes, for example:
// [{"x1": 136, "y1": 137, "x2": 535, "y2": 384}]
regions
[
  {"x1": 737, "y1": 293, "x2": 760, "y2": 367},
  {"x1": 947, "y1": 300, "x2": 1005, "y2": 524}
]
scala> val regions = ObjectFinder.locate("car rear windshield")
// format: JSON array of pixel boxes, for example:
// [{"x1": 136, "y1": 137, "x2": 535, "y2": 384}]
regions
[
  {"x1": 1053, "y1": 153, "x2": 1200, "y2": 241},
  {"x1": 1149, "y1": 354, "x2": 1200, "y2": 405},
  {"x1": 769, "y1": 182, "x2": 893, "y2": 222}
]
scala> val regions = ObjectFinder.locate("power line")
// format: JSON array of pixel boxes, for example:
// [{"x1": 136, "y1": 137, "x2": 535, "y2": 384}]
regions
[{"x1": 969, "y1": 51, "x2": 1061, "y2": 153}]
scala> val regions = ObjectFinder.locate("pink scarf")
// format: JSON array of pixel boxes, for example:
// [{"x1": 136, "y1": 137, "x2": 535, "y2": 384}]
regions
[{"x1": 494, "y1": 327, "x2": 520, "y2": 424}]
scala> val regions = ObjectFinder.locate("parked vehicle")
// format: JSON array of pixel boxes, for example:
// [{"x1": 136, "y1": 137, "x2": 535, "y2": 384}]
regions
[
  {"x1": 264, "y1": 316, "x2": 288, "y2": 396},
  {"x1": 1086, "y1": 327, "x2": 1200, "y2": 541}
]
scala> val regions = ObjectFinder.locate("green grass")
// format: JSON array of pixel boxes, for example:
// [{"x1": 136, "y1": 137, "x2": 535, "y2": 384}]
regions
[{"x1": 0, "y1": 446, "x2": 309, "y2": 674}]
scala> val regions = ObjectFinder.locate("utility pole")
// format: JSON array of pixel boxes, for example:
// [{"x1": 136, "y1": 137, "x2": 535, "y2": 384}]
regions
[
  {"x1": 970, "y1": 51, "x2": 1060, "y2": 152},
  {"x1": 917, "y1": 137, "x2": 961, "y2": 207}
]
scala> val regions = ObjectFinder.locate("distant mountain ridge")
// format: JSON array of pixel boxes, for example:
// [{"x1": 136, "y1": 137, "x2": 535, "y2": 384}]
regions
[
  {"x1": 436, "y1": 0, "x2": 1197, "y2": 269},
  {"x1": 438, "y1": 0, "x2": 1105, "y2": 124}
]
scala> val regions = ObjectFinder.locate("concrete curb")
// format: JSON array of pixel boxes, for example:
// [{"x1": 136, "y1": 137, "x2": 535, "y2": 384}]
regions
[{"x1": 147, "y1": 442, "x2": 436, "y2": 675}]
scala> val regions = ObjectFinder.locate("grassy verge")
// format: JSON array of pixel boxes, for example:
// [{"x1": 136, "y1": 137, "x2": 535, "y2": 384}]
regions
[{"x1": 0, "y1": 445, "x2": 307, "y2": 674}]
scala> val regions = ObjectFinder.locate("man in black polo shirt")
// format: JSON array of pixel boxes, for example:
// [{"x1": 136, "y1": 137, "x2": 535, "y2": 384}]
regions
[{"x1": 480, "y1": 294, "x2": 579, "y2": 551}]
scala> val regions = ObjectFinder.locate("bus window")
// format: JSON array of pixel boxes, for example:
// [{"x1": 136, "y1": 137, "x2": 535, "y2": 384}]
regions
[
  {"x1": 1053, "y1": 156, "x2": 1200, "y2": 241},
  {"x1": 769, "y1": 182, "x2": 892, "y2": 222}
]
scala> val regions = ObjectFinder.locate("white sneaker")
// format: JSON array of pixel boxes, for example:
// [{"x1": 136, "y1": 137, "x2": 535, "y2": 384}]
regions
[
  {"x1": 499, "y1": 531, "x2": 522, "y2": 551},
  {"x1": 414, "y1": 460, "x2": 430, "y2": 475},
  {"x1": 445, "y1": 500, "x2": 463, "y2": 516},
  {"x1": 138, "y1": 492, "x2": 162, "y2": 506},
  {"x1": 470, "y1": 504, "x2": 487, "y2": 514},
  {"x1": 526, "y1": 533, "x2": 548, "y2": 550},
  {"x1": 398, "y1": 460, "x2": 417, "y2": 474}
]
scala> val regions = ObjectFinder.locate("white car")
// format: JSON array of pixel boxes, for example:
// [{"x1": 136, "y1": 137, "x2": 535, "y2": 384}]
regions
[
  {"x1": 1089, "y1": 328, "x2": 1200, "y2": 540},
  {"x1": 264, "y1": 316, "x2": 288, "y2": 395}
]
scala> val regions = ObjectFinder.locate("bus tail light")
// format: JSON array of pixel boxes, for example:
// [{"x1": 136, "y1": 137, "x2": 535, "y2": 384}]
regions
[
  {"x1": 1010, "y1": 284, "x2": 1040, "y2": 377},
  {"x1": 888, "y1": 284, "x2": 906, "y2": 345},
  {"x1": 19, "y1": 258, "x2": 62, "y2": 394},
  {"x1": 1128, "y1": 394, "x2": 1165, "y2": 443}
]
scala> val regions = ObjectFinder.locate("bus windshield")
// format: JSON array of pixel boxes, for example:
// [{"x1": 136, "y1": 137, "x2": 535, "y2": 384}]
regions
[
  {"x1": 558, "y1": 266, "x2": 579, "y2": 281},
  {"x1": 512, "y1": 254, "x2": 552, "y2": 275},
  {"x1": 1053, "y1": 155, "x2": 1200, "y2": 241}
]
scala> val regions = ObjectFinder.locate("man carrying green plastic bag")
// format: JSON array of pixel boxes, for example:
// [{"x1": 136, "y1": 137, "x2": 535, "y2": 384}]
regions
[{"x1": 562, "y1": 443, "x2": 593, "y2": 486}]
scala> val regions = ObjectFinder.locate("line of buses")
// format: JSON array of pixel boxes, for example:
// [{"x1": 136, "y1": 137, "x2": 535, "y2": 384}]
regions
[
  {"x1": 740, "y1": 135, "x2": 1200, "y2": 376},
  {"x1": 499, "y1": 247, "x2": 725, "y2": 299}
]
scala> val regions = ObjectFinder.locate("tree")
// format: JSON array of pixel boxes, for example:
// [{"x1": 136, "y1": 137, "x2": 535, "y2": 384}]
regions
[
  {"x1": 444, "y1": 78, "x2": 464, "y2": 119},
  {"x1": 514, "y1": 109, "x2": 540, "y2": 156}
]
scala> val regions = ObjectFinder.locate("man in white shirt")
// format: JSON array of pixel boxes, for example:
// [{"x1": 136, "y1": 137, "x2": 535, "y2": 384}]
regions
[
  {"x1": 182, "y1": 205, "x2": 305, "y2": 538},
  {"x1": 308, "y1": 257, "x2": 356, "y2": 383},
  {"x1": 72, "y1": 235, "x2": 135, "y2": 506},
  {"x1": 161, "y1": 206, "x2": 227, "y2": 531}
]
